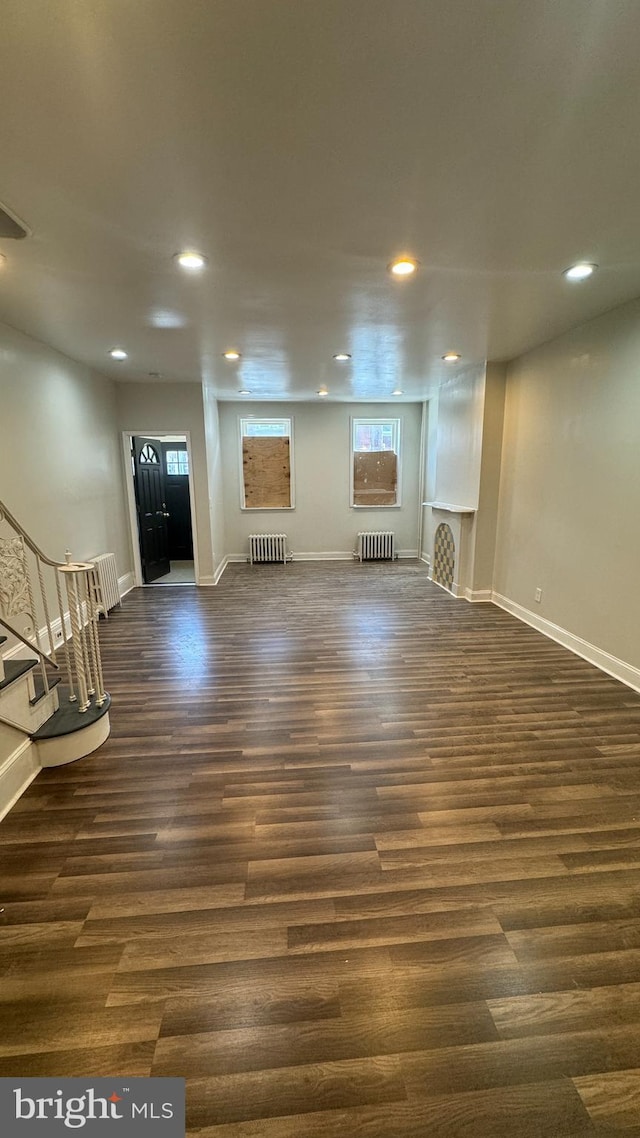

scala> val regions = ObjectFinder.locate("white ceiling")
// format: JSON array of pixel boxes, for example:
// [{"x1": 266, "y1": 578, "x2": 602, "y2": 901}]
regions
[{"x1": 2, "y1": 1, "x2": 640, "y2": 401}]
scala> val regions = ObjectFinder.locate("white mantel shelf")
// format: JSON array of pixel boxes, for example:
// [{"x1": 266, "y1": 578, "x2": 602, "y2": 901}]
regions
[{"x1": 423, "y1": 501, "x2": 476, "y2": 514}]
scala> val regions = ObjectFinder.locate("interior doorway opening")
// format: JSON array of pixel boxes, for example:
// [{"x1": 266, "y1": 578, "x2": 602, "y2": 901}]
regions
[{"x1": 127, "y1": 433, "x2": 197, "y2": 586}]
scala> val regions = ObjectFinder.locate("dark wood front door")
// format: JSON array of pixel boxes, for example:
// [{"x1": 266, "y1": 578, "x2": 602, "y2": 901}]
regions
[{"x1": 132, "y1": 437, "x2": 170, "y2": 583}]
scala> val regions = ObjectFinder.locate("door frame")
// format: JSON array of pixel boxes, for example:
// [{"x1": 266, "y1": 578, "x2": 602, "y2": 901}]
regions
[{"x1": 121, "y1": 430, "x2": 200, "y2": 586}]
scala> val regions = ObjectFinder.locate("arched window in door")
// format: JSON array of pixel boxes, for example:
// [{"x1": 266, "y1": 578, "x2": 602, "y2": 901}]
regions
[{"x1": 139, "y1": 443, "x2": 160, "y2": 464}]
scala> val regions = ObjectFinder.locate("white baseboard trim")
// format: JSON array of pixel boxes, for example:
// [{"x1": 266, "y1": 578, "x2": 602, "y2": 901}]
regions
[
  {"x1": 6, "y1": 573, "x2": 135, "y2": 662},
  {"x1": 212, "y1": 557, "x2": 230, "y2": 585},
  {"x1": 118, "y1": 571, "x2": 135, "y2": 598},
  {"x1": 4, "y1": 598, "x2": 103, "y2": 660},
  {"x1": 223, "y1": 549, "x2": 420, "y2": 565},
  {"x1": 427, "y1": 572, "x2": 455, "y2": 598},
  {"x1": 199, "y1": 559, "x2": 233, "y2": 585},
  {"x1": 4, "y1": 615, "x2": 66, "y2": 660},
  {"x1": 3, "y1": 567, "x2": 136, "y2": 659},
  {"x1": 290, "y1": 550, "x2": 420, "y2": 562},
  {"x1": 492, "y1": 591, "x2": 640, "y2": 694},
  {"x1": 229, "y1": 551, "x2": 357, "y2": 562},
  {"x1": 425, "y1": 572, "x2": 492, "y2": 604},
  {"x1": 420, "y1": 554, "x2": 431, "y2": 567},
  {"x1": 0, "y1": 739, "x2": 39, "y2": 823}
]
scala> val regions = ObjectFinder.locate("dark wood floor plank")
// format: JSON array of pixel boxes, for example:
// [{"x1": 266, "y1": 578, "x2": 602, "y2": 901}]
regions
[
  {"x1": 185, "y1": 1080, "x2": 596, "y2": 1136},
  {"x1": 82, "y1": 897, "x2": 336, "y2": 943},
  {"x1": 85, "y1": 883, "x2": 246, "y2": 920},
  {"x1": 287, "y1": 907, "x2": 502, "y2": 952},
  {"x1": 105, "y1": 945, "x2": 397, "y2": 1007},
  {"x1": 0, "y1": 1003, "x2": 163, "y2": 1057},
  {"x1": 0, "y1": 919, "x2": 86, "y2": 949},
  {"x1": 116, "y1": 926, "x2": 290, "y2": 970},
  {"x1": 573, "y1": 1067, "x2": 640, "y2": 1130},
  {"x1": 401, "y1": 1024, "x2": 640, "y2": 1096},
  {"x1": 488, "y1": 982, "x2": 640, "y2": 1039},
  {"x1": 153, "y1": 1003, "x2": 499, "y2": 1078},
  {"x1": 0, "y1": 972, "x2": 117, "y2": 1005},
  {"x1": 0, "y1": 1040, "x2": 156, "y2": 1078},
  {"x1": 2, "y1": 561, "x2": 640, "y2": 1135},
  {"x1": 159, "y1": 980, "x2": 343, "y2": 1036},
  {"x1": 506, "y1": 917, "x2": 640, "y2": 962},
  {"x1": 184, "y1": 1056, "x2": 407, "y2": 1128}
]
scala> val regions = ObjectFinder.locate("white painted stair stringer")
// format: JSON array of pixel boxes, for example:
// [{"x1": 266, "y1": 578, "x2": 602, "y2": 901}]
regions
[
  {"x1": 0, "y1": 723, "x2": 39, "y2": 822},
  {"x1": 0, "y1": 667, "x2": 59, "y2": 733}
]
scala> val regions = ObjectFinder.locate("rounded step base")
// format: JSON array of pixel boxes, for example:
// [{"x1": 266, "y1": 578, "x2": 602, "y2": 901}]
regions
[{"x1": 31, "y1": 691, "x2": 112, "y2": 768}]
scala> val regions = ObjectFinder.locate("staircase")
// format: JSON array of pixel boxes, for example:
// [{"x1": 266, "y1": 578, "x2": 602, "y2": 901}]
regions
[{"x1": 0, "y1": 500, "x2": 111, "y2": 820}]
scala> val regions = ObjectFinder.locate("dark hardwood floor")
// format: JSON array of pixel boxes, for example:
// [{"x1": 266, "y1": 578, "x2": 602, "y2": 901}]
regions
[{"x1": 2, "y1": 560, "x2": 640, "y2": 1135}]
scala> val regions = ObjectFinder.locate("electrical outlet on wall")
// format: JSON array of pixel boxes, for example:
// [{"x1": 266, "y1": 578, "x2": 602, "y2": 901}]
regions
[{"x1": 534, "y1": 587, "x2": 542, "y2": 603}]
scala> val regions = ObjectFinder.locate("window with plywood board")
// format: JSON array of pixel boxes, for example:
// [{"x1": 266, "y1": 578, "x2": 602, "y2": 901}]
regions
[
  {"x1": 240, "y1": 418, "x2": 293, "y2": 509},
  {"x1": 351, "y1": 418, "x2": 401, "y2": 506}
]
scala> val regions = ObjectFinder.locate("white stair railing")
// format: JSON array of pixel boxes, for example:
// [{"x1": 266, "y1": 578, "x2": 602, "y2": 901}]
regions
[{"x1": 0, "y1": 499, "x2": 106, "y2": 716}]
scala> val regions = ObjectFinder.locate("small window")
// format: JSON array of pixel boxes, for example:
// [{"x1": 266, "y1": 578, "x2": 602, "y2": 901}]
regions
[
  {"x1": 240, "y1": 418, "x2": 293, "y2": 509},
  {"x1": 243, "y1": 420, "x2": 290, "y2": 438},
  {"x1": 351, "y1": 418, "x2": 400, "y2": 506},
  {"x1": 165, "y1": 449, "x2": 189, "y2": 476},
  {"x1": 140, "y1": 443, "x2": 160, "y2": 464}
]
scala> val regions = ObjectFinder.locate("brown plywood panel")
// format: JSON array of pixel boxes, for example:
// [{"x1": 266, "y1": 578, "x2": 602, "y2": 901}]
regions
[
  {"x1": 353, "y1": 451, "x2": 397, "y2": 506},
  {"x1": 243, "y1": 437, "x2": 291, "y2": 508}
]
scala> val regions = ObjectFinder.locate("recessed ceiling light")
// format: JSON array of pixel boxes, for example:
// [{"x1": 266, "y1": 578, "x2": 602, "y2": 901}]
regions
[
  {"x1": 109, "y1": 348, "x2": 128, "y2": 361},
  {"x1": 563, "y1": 262, "x2": 597, "y2": 281},
  {"x1": 333, "y1": 352, "x2": 351, "y2": 361},
  {"x1": 174, "y1": 251, "x2": 208, "y2": 271},
  {"x1": 392, "y1": 389, "x2": 403, "y2": 396},
  {"x1": 223, "y1": 350, "x2": 241, "y2": 360},
  {"x1": 239, "y1": 389, "x2": 252, "y2": 395},
  {"x1": 442, "y1": 352, "x2": 461, "y2": 362},
  {"x1": 317, "y1": 389, "x2": 329, "y2": 397},
  {"x1": 390, "y1": 256, "x2": 418, "y2": 278}
]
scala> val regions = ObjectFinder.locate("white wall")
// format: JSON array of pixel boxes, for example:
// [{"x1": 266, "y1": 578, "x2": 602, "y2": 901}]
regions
[
  {"x1": 219, "y1": 401, "x2": 423, "y2": 558},
  {"x1": 420, "y1": 393, "x2": 439, "y2": 562},
  {"x1": 471, "y1": 363, "x2": 506, "y2": 592},
  {"x1": 434, "y1": 364, "x2": 486, "y2": 508},
  {"x1": 494, "y1": 297, "x2": 640, "y2": 673},
  {"x1": 421, "y1": 364, "x2": 489, "y2": 578},
  {"x1": 116, "y1": 381, "x2": 215, "y2": 582},
  {"x1": 203, "y1": 386, "x2": 227, "y2": 581},
  {"x1": 0, "y1": 320, "x2": 130, "y2": 573}
]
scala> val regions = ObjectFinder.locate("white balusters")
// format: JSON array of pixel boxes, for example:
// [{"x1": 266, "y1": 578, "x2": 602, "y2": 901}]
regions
[
  {"x1": 55, "y1": 570, "x2": 75, "y2": 701},
  {"x1": 60, "y1": 564, "x2": 90, "y2": 712},
  {"x1": 88, "y1": 568, "x2": 106, "y2": 706},
  {"x1": 0, "y1": 501, "x2": 107, "y2": 722}
]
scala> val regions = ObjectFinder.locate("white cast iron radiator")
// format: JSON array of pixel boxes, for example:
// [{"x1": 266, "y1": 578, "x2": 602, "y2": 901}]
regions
[
  {"x1": 91, "y1": 553, "x2": 121, "y2": 613},
  {"x1": 356, "y1": 531, "x2": 396, "y2": 561},
  {"x1": 249, "y1": 534, "x2": 289, "y2": 564}
]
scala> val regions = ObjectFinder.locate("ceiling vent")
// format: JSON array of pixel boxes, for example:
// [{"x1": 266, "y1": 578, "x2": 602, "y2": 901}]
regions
[{"x1": 0, "y1": 201, "x2": 30, "y2": 239}]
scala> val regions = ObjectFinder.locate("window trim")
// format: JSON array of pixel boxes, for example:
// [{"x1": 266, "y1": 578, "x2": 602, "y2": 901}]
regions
[
  {"x1": 350, "y1": 416, "x2": 402, "y2": 508},
  {"x1": 238, "y1": 416, "x2": 295, "y2": 510}
]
